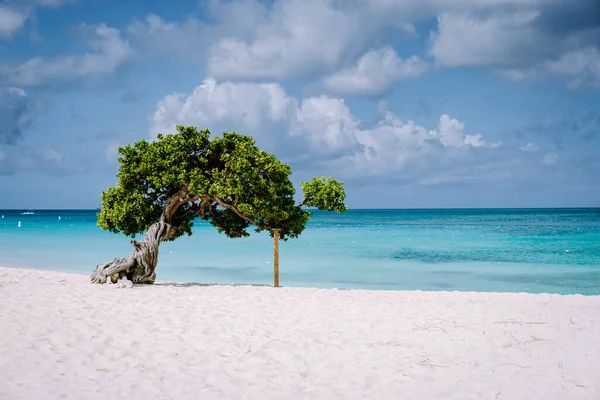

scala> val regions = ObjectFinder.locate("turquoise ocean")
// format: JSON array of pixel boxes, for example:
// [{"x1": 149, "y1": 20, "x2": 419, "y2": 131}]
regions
[{"x1": 1, "y1": 209, "x2": 599, "y2": 295}]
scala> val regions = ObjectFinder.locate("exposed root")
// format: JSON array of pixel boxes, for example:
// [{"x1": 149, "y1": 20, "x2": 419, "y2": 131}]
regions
[
  {"x1": 114, "y1": 276, "x2": 133, "y2": 289},
  {"x1": 91, "y1": 256, "x2": 135, "y2": 284},
  {"x1": 90, "y1": 220, "x2": 169, "y2": 285}
]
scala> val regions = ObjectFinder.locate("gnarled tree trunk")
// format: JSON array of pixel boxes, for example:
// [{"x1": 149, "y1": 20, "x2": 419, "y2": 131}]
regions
[
  {"x1": 90, "y1": 220, "x2": 170, "y2": 286},
  {"x1": 91, "y1": 188, "x2": 191, "y2": 287}
]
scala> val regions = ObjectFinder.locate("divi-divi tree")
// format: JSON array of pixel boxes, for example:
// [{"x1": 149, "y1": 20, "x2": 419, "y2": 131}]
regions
[{"x1": 91, "y1": 126, "x2": 347, "y2": 286}]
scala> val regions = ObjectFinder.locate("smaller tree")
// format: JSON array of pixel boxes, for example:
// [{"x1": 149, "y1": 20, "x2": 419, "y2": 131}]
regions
[{"x1": 91, "y1": 126, "x2": 347, "y2": 286}]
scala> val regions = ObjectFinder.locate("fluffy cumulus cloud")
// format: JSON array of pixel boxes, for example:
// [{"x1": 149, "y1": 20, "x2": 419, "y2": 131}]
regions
[
  {"x1": 150, "y1": 78, "x2": 524, "y2": 185},
  {"x1": 151, "y1": 78, "x2": 296, "y2": 138},
  {"x1": 129, "y1": 0, "x2": 440, "y2": 82},
  {"x1": 438, "y1": 114, "x2": 500, "y2": 148},
  {"x1": 2, "y1": 0, "x2": 597, "y2": 186},
  {"x1": 122, "y1": 0, "x2": 600, "y2": 90},
  {"x1": 1, "y1": 23, "x2": 130, "y2": 88},
  {"x1": 322, "y1": 48, "x2": 429, "y2": 96},
  {"x1": 429, "y1": 0, "x2": 600, "y2": 87},
  {"x1": 205, "y1": 0, "x2": 371, "y2": 80}
]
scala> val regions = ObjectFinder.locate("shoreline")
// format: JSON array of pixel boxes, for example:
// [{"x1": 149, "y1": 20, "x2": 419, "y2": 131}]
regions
[
  {"x1": 1, "y1": 266, "x2": 599, "y2": 399},
  {"x1": 2, "y1": 264, "x2": 599, "y2": 297}
]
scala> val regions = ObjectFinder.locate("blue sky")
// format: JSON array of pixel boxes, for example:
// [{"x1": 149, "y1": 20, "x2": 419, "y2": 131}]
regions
[{"x1": 1, "y1": 0, "x2": 599, "y2": 209}]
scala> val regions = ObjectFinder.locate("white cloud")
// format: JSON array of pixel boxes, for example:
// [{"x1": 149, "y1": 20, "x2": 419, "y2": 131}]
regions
[
  {"x1": 2, "y1": 23, "x2": 130, "y2": 88},
  {"x1": 123, "y1": 0, "x2": 597, "y2": 89},
  {"x1": 128, "y1": 13, "x2": 181, "y2": 35},
  {"x1": 150, "y1": 78, "x2": 506, "y2": 182},
  {"x1": 291, "y1": 96, "x2": 360, "y2": 154},
  {"x1": 126, "y1": 1, "x2": 279, "y2": 60},
  {"x1": 150, "y1": 78, "x2": 296, "y2": 141},
  {"x1": 0, "y1": 6, "x2": 27, "y2": 38},
  {"x1": 359, "y1": 0, "x2": 549, "y2": 14},
  {"x1": 438, "y1": 114, "x2": 500, "y2": 148},
  {"x1": 429, "y1": 11, "x2": 541, "y2": 68},
  {"x1": 520, "y1": 143, "x2": 540, "y2": 152},
  {"x1": 206, "y1": 0, "x2": 368, "y2": 80},
  {"x1": 322, "y1": 47, "x2": 429, "y2": 96},
  {"x1": 428, "y1": 1, "x2": 600, "y2": 87},
  {"x1": 0, "y1": 0, "x2": 73, "y2": 39},
  {"x1": 438, "y1": 113, "x2": 468, "y2": 147},
  {"x1": 128, "y1": 1, "x2": 378, "y2": 81},
  {"x1": 503, "y1": 47, "x2": 600, "y2": 88},
  {"x1": 127, "y1": 14, "x2": 210, "y2": 60}
]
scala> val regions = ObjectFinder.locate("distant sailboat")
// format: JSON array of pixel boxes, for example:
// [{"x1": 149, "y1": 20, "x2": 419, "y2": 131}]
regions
[
  {"x1": 17, "y1": 221, "x2": 21, "y2": 228},
  {"x1": 58, "y1": 216, "x2": 61, "y2": 221}
]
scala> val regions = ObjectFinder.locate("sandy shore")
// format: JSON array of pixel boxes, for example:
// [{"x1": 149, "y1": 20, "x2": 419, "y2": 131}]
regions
[{"x1": 1, "y1": 267, "x2": 599, "y2": 399}]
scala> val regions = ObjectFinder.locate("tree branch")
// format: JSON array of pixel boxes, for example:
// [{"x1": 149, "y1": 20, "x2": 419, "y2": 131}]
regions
[
  {"x1": 192, "y1": 198, "x2": 247, "y2": 237},
  {"x1": 149, "y1": 189, "x2": 268, "y2": 238},
  {"x1": 212, "y1": 196, "x2": 266, "y2": 230},
  {"x1": 296, "y1": 196, "x2": 310, "y2": 209}
]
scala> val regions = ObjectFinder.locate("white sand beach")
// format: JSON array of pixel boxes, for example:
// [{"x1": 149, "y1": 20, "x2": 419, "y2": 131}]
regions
[{"x1": 1, "y1": 266, "x2": 599, "y2": 400}]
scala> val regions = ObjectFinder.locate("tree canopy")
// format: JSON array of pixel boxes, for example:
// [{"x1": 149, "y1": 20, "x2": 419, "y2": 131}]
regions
[{"x1": 97, "y1": 125, "x2": 347, "y2": 241}]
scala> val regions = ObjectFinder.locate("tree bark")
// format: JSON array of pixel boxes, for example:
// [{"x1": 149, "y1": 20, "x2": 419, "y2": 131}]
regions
[
  {"x1": 90, "y1": 220, "x2": 170, "y2": 286},
  {"x1": 91, "y1": 188, "x2": 191, "y2": 287}
]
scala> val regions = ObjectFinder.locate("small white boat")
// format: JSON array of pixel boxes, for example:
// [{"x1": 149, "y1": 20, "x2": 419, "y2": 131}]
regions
[{"x1": 17, "y1": 221, "x2": 21, "y2": 228}]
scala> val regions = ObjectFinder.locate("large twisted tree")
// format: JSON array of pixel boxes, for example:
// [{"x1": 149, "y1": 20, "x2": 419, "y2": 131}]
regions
[{"x1": 91, "y1": 126, "x2": 347, "y2": 286}]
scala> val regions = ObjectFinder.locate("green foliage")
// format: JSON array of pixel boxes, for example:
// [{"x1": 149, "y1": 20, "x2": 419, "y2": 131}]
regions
[
  {"x1": 300, "y1": 177, "x2": 348, "y2": 212},
  {"x1": 98, "y1": 125, "x2": 347, "y2": 241}
]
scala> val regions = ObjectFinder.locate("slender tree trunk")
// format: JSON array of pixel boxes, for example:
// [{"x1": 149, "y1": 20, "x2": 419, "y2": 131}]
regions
[{"x1": 91, "y1": 188, "x2": 191, "y2": 287}]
